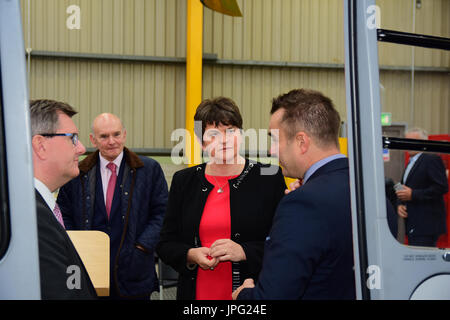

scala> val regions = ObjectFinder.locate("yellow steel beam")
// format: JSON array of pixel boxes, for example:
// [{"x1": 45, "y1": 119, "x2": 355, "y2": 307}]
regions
[{"x1": 185, "y1": 0, "x2": 203, "y2": 166}]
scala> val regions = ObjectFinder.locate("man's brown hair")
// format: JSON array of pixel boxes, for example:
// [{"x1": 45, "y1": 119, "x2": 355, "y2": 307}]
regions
[
  {"x1": 271, "y1": 89, "x2": 341, "y2": 149},
  {"x1": 30, "y1": 99, "x2": 77, "y2": 136}
]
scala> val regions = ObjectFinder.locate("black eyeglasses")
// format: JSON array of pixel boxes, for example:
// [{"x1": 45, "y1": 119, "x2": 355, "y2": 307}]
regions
[{"x1": 40, "y1": 133, "x2": 79, "y2": 146}]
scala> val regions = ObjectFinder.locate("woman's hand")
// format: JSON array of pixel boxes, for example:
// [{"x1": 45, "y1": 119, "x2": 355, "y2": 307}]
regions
[
  {"x1": 209, "y1": 239, "x2": 246, "y2": 262},
  {"x1": 187, "y1": 247, "x2": 218, "y2": 270}
]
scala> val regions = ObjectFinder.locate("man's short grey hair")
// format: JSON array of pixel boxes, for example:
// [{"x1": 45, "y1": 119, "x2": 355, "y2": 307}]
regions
[
  {"x1": 406, "y1": 127, "x2": 428, "y2": 139},
  {"x1": 30, "y1": 99, "x2": 77, "y2": 136}
]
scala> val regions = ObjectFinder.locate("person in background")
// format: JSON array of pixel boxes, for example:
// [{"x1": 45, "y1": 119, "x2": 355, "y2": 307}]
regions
[
  {"x1": 57, "y1": 113, "x2": 168, "y2": 299},
  {"x1": 156, "y1": 97, "x2": 286, "y2": 300},
  {"x1": 396, "y1": 128, "x2": 448, "y2": 247},
  {"x1": 385, "y1": 177, "x2": 399, "y2": 240},
  {"x1": 233, "y1": 89, "x2": 355, "y2": 300},
  {"x1": 30, "y1": 99, "x2": 96, "y2": 299}
]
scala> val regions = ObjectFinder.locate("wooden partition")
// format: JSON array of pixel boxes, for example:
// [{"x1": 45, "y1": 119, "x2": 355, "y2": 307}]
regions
[{"x1": 67, "y1": 230, "x2": 110, "y2": 297}]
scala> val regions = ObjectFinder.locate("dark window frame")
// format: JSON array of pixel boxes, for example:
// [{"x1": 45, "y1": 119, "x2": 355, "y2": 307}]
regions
[{"x1": 0, "y1": 61, "x2": 11, "y2": 260}]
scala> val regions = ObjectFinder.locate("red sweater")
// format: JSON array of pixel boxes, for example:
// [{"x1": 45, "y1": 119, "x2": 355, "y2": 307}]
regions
[{"x1": 196, "y1": 174, "x2": 238, "y2": 300}]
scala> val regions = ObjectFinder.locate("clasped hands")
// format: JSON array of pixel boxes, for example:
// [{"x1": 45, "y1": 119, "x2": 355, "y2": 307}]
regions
[{"x1": 187, "y1": 239, "x2": 246, "y2": 270}]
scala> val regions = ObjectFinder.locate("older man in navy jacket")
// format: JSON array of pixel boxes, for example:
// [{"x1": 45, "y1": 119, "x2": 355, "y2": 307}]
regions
[
  {"x1": 57, "y1": 113, "x2": 168, "y2": 299},
  {"x1": 233, "y1": 89, "x2": 355, "y2": 300}
]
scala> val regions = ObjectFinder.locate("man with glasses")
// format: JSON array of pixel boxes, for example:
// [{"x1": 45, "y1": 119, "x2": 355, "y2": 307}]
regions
[{"x1": 30, "y1": 99, "x2": 97, "y2": 299}]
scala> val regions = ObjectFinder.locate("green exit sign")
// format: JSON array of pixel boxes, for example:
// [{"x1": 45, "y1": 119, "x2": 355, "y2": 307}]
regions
[{"x1": 381, "y1": 112, "x2": 392, "y2": 126}]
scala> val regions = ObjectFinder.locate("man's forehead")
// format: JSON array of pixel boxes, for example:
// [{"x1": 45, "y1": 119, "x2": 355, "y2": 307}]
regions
[
  {"x1": 269, "y1": 111, "x2": 284, "y2": 134},
  {"x1": 205, "y1": 123, "x2": 233, "y2": 130},
  {"x1": 93, "y1": 118, "x2": 123, "y2": 134},
  {"x1": 406, "y1": 132, "x2": 421, "y2": 139},
  {"x1": 57, "y1": 112, "x2": 78, "y2": 132},
  {"x1": 95, "y1": 127, "x2": 123, "y2": 136}
]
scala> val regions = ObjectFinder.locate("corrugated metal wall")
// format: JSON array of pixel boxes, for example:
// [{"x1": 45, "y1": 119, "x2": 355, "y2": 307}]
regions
[
  {"x1": 22, "y1": 0, "x2": 186, "y2": 56},
  {"x1": 22, "y1": 0, "x2": 449, "y2": 150},
  {"x1": 22, "y1": 0, "x2": 188, "y2": 147},
  {"x1": 203, "y1": 65, "x2": 346, "y2": 133},
  {"x1": 378, "y1": 0, "x2": 450, "y2": 67},
  {"x1": 377, "y1": 0, "x2": 449, "y2": 130},
  {"x1": 29, "y1": 59, "x2": 186, "y2": 148},
  {"x1": 204, "y1": 0, "x2": 344, "y2": 63}
]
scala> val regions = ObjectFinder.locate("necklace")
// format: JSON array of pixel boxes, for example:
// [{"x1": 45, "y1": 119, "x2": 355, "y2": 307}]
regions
[{"x1": 211, "y1": 176, "x2": 228, "y2": 193}]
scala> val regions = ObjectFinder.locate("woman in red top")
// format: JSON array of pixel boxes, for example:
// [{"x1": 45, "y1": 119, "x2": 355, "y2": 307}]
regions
[
  {"x1": 193, "y1": 125, "x2": 243, "y2": 299},
  {"x1": 157, "y1": 97, "x2": 286, "y2": 300}
]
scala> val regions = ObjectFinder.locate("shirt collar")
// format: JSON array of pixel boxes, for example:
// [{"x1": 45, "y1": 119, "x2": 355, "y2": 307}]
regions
[
  {"x1": 303, "y1": 153, "x2": 347, "y2": 184},
  {"x1": 34, "y1": 178, "x2": 56, "y2": 211},
  {"x1": 99, "y1": 151, "x2": 124, "y2": 172},
  {"x1": 409, "y1": 152, "x2": 422, "y2": 164}
]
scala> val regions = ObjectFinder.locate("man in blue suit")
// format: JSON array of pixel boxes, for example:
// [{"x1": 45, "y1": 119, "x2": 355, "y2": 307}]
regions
[
  {"x1": 396, "y1": 128, "x2": 448, "y2": 247},
  {"x1": 233, "y1": 89, "x2": 355, "y2": 300}
]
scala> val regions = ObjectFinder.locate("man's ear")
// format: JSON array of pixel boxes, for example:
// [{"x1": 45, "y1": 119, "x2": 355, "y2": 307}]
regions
[
  {"x1": 89, "y1": 133, "x2": 97, "y2": 148},
  {"x1": 31, "y1": 135, "x2": 47, "y2": 160},
  {"x1": 122, "y1": 128, "x2": 127, "y2": 141},
  {"x1": 295, "y1": 131, "x2": 310, "y2": 154}
]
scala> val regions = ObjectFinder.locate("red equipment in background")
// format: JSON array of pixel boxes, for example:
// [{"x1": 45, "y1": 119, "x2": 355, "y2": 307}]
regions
[{"x1": 429, "y1": 134, "x2": 450, "y2": 248}]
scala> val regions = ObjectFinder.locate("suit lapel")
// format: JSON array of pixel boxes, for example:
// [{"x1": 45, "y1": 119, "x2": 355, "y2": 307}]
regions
[
  {"x1": 35, "y1": 189, "x2": 67, "y2": 232},
  {"x1": 401, "y1": 162, "x2": 408, "y2": 184},
  {"x1": 35, "y1": 189, "x2": 52, "y2": 212}
]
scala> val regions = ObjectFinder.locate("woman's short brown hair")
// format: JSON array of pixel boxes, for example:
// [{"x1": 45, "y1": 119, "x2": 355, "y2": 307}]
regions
[{"x1": 194, "y1": 97, "x2": 243, "y2": 139}]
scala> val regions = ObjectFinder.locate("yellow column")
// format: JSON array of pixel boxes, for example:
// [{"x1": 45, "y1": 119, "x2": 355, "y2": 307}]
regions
[
  {"x1": 339, "y1": 137, "x2": 348, "y2": 156},
  {"x1": 185, "y1": 0, "x2": 203, "y2": 166}
]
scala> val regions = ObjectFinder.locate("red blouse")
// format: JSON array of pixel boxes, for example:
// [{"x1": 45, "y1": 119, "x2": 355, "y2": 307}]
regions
[{"x1": 196, "y1": 174, "x2": 238, "y2": 300}]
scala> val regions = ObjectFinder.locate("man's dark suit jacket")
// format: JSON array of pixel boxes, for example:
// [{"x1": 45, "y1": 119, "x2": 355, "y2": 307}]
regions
[
  {"x1": 238, "y1": 158, "x2": 355, "y2": 300},
  {"x1": 36, "y1": 190, "x2": 97, "y2": 299},
  {"x1": 402, "y1": 153, "x2": 448, "y2": 237}
]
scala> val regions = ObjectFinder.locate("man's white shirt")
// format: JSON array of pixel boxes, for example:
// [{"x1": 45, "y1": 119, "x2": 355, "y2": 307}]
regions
[
  {"x1": 34, "y1": 177, "x2": 57, "y2": 212},
  {"x1": 402, "y1": 153, "x2": 422, "y2": 184}
]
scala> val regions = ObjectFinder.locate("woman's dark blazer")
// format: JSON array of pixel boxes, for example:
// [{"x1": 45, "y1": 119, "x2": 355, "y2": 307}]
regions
[{"x1": 156, "y1": 159, "x2": 286, "y2": 300}]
